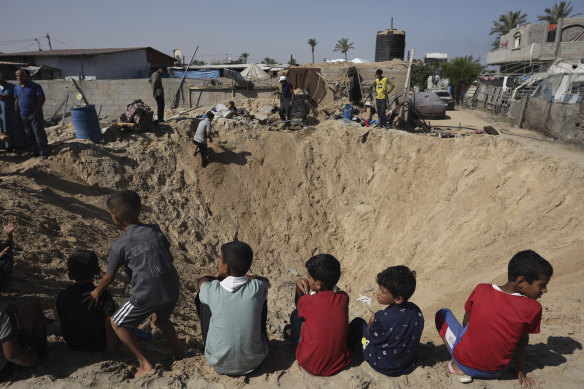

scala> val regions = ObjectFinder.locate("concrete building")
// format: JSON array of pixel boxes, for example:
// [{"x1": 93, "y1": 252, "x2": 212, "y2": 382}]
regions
[
  {"x1": 0, "y1": 47, "x2": 175, "y2": 80},
  {"x1": 487, "y1": 17, "x2": 584, "y2": 74},
  {"x1": 424, "y1": 53, "x2": 448, "y2": 64}
]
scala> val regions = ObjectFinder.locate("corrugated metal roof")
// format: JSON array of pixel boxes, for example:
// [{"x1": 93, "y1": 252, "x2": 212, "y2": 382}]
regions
[{"x1": 0, "y1": 47, "x2": 168, "y2": 58}]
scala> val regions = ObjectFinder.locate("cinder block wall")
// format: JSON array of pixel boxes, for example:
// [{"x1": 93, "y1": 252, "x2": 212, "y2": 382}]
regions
[
  {"x1": 37, "y1": 78, "x2": 278, "y2": 123},
  {"x1": 37, "y1": 79, "x2": 186, "y2": 123}
]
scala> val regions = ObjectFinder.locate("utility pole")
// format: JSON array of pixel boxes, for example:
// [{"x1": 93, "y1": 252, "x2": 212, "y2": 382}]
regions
[
  {"x1": 45, "y1": 33, "x2": 53, "y2": 50},
  {"x1": 34, "y1": 38, "x2": 42, "y2": 51}
]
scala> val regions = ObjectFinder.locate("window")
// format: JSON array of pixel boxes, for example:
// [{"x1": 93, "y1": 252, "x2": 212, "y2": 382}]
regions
[
  {"x1": 570, "y1": 82, "x2": 584, "y2": 96},
  {"x1": 513, "y1": 33, "x2": 521, "y2": 48}
]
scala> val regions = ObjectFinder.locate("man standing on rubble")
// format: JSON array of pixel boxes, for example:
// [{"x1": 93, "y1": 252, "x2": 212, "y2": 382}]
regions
[
  {"x1": 149, "y1": 67, "x2": 167, "y2": 123},
  {"x1": 373, "y1": 69, "x2": 394, "y2": 128},
  {"x1": 14, "y1": 69, "x2": 49, "y2": 159},
  {"x1": 276, "y1": 76, "x2": 294, "y2": 127}
]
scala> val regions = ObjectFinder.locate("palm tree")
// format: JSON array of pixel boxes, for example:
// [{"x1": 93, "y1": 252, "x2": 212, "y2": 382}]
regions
[
  {"x1": 538, "y1": 1, "x2": 581, "y2": 24},
  {"x1": 333, "y1": 38, "x2": 354, "y2": 61},
  {"x1": 239, "y1": 52, "x2": 249, "y2": 64},
  {"x1": 307, "y1": 38, "x2": 318, "y2": 63},
  {"x1": 490, "y1": 10, "x2": 528, "y2": 49}
]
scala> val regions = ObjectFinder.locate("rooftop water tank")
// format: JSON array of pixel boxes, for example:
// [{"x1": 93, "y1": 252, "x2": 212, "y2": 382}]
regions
[{"x1": 375, "y1": 29, "x2": 405, "y2": 62}]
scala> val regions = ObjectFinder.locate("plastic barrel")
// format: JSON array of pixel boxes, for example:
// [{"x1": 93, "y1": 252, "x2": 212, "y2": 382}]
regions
[
  {"x1": 71, "y1": 105, "x2": 101, "y2": 142},
  {"x1": 343, "y1": 104, "x2": 352, "y2": 120}
]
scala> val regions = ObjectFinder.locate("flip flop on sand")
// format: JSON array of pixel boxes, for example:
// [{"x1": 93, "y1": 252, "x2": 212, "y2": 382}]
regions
[{"x1": 448, "y1": 361, "x2": 473, "y2": 383}]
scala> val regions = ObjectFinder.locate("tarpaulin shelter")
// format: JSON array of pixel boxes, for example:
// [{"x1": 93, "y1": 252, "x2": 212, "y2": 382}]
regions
[
  {"x1": 240, "y1": 63, "x2": 268, "y2": 79},
  {"x1": 170, "y1": 69, "x2": 220, "y2": 79},
  {"x1": 286, "y1": 68, "x2": 326, "y2": 103}
]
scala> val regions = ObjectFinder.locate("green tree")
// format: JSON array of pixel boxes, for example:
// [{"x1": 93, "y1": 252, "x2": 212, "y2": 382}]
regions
[
  {"x1": 307, "y1": 38, "x2": 318, "y2": 63},
  {"x1": 262, "y1": 57, "x2": 277, "y2": 64},
  {"x1": 441, "y1": 57, "x2": 482, "y2": 104},
  {"x1": 288, "y1": 54, "x2": 297, "y2": 66},
  {"x1": 410, "y1": 60, "x2": 438, "y2": 91},
  {"x1": 490, "y1": 10, "x2": 528, "y2": 49},
  {"x1": 538, "y1": 1, "x2": 581, "y2": 23},
  {"x1": 333, "y1": 38, "x2": 354, "y2": 61},
  {"x1": 239, "y1": 52, "x2": 250, "y2": 64}
]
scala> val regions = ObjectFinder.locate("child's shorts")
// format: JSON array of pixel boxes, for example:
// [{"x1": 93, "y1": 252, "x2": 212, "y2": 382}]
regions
[
  {"x1": 435, "y1": 308, "x2": 504, "y2": 379},
  {"x1": 112, "y1": 299, "x2": 178, "y2": 329}
]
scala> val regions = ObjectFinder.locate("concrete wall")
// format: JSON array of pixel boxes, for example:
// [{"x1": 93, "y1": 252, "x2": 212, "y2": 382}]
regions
[
  {"x1": 37, "y1": 77, "x2": 279, "y2": 123},
  {"x1": 522, "y1": 96, "x2": 584, "y2": 146},
  {"x1": 37, "y1": 78, "x2": 186, "y2": 122},
  {"x1": 95, "y1": 51, "x2": 148, "y2": 79},
  {"x1": 487, "y1": 17, "x2": 584, "y2": 66},
  {"x1": 31, "y1": 50, "x2": 150, "y2": 80}
]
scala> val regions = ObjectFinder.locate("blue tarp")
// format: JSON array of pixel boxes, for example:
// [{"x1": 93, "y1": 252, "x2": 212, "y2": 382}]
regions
[{"x1": 170, "y1": 69, "x2": 220, "y2": 79}]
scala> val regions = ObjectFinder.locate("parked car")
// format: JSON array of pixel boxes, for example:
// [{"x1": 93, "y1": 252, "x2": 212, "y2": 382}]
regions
[
  {"x1": 431, "y1": 89, "x2": 455, "y2": 110},
  {"x1": 412, "y1": 92, "x2": 446, "y2": 119}
]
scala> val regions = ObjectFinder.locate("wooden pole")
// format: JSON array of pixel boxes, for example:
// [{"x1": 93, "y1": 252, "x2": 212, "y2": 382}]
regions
[
  {"x1": 60, "y1": 94, "x2": 69, "y2": 125},
  {"x1": 71, "y1": 79, "x2": 90, "y2": 106},
  {"x1": 172, "y1": 45, "x2": 198, "y2": 109},
  {"x1": 403, "y1": 48, "x2": 415, "y2": 97}
]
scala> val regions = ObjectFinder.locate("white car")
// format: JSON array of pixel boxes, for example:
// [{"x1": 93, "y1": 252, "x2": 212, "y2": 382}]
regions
[{"x1": 431, "y1": 90, "x2": 455, "y2": 110}]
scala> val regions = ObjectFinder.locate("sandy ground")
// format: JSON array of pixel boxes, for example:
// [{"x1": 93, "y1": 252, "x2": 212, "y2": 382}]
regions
[{"x1": 0, "y1": 105, "x2": 583, "y2": 388}]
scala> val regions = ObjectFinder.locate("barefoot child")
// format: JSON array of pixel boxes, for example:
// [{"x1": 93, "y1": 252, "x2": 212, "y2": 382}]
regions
[
  {"x1": 435, "y1": 250, "x2": 553, "y2": 387},
  {"x1": 86, "y1": 190, "x2": 184, "y2": 378},
  {"x1": 349, "y1": 265, "x2": 424, "y2": 376},
  {"x1": 56, "y1": 250, "x2": 117, "y2": 353},
  {"x1": 196, "y1": 241, "x2": 269, "y2": 375},
  {"x1": 289, "y1": 254, "x2": 351, "y2": 376}
]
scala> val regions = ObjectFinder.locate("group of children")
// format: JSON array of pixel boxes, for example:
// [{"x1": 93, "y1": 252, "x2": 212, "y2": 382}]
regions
[{"x1": 0, "y1": 189, "x2": 554, "y2": 387}]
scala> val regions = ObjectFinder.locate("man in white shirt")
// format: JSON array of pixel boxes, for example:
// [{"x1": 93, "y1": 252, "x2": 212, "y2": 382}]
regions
[{"x1": 193, "y1": 112, "x2": 214, "y2": 168}]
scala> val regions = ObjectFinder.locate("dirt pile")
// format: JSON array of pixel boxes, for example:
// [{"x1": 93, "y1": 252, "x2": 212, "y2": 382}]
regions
[{"x1": 0, "y1": 115, "x2": 583, "y2": 388}]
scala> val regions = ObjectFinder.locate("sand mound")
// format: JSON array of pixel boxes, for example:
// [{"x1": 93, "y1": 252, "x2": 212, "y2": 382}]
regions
[{"x1": 0, "y1": 114, "x2": 583, "y2": 388}]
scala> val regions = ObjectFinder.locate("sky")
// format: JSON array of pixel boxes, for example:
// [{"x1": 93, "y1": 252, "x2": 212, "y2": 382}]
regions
[{"x1": 0, "y1": 0, "x2": 579, "y2": 65}]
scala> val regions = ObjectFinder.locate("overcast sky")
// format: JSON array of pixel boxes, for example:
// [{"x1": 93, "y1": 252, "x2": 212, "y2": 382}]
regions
[{"x1": 0, "y1": 0, "x2": 578, "y2": 65}]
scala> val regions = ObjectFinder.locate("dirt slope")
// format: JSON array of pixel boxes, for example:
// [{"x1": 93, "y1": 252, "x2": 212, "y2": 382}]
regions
[{"x1": 0, "y1": 111, "x2": 582, "y2": 388}]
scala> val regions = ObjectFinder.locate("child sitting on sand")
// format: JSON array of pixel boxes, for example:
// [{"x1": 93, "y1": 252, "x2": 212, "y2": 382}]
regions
[
  {"x1": 86, "y1": 190, "x2": 184, "y2": 378},
  {"x1": 0, "y1": 301, "x2": 47, "y2": 379},
  {"x1": 435, "y1": 250, "x2": 553, "y2": 386},
  {"x1": 349, "y1": 265, "x2": 424, "y2": 376},
  {"x1": 56, "y1": 250, "x2": 117, "y2": 353},
  {"x1": 0, "y1": 218, "x2": 16, "y2": 291},
  {"x1": 288, "y1": 254, "x2": 351, "y2": 376},
  {"x1": 196, "y1": 241, "x2": 269, "y2": 375}
]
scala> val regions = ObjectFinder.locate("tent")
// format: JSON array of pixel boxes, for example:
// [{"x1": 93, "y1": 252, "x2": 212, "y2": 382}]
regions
[{"x1": 240, "y1": 63, "x2": 268, "y2": 79}]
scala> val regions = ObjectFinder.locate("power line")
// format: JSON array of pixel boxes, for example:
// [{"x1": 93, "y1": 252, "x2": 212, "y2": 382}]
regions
[{"x1": 50, "y1": 37, "x2": 76, "y2": 49}]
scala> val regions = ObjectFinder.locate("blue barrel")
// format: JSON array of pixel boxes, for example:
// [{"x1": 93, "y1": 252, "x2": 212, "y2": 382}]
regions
[
  {"x1": 343, "y1": 104, "x2": 352, "y2": 120},
  {"x1": 71, "y1": 105, "x2": 101, "y2": 142}
]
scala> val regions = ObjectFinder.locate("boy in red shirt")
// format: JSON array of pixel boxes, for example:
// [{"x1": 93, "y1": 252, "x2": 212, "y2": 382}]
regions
[
  {"x1": 288, "y1": 254, "x2": 351, "y2": 376},
  {"x1": 435, "y1": 250, "x2": 553, "y2": 387}
]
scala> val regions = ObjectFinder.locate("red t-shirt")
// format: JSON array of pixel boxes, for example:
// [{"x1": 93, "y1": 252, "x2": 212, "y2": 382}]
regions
[
  {"x1": 453, "y1": 283, "x2": 542, "y2": 372},
  {"x1": 296, "y1": 291, "x2": 352, "y2": 376}
]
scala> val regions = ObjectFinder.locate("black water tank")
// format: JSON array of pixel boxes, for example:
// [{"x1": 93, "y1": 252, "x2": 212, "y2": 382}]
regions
[{"x1": 375, "y1": 29, "x2": 405, "y2": 62}]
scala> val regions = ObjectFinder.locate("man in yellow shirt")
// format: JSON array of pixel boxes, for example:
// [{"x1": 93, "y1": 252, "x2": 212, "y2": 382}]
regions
[{"x1": 373, "y1": 69, "x2": 394, "y2": 127}]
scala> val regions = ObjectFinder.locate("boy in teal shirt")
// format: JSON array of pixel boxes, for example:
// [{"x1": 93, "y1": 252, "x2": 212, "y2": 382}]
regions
[{"x1": 196, "y1": 241, "x2": 269, "y2": 375}]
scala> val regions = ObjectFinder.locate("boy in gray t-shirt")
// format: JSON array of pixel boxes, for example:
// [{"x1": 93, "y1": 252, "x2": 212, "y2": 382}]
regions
[
  {"x1": 86, "y1": 190, "x2": 184, "y2": 378},
  {"x1": 196, "y1": 241, "x2": 269, "y2": 375}
]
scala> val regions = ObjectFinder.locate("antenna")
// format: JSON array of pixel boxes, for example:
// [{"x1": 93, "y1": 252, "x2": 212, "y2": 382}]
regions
[{"x1": 34, "y1": 38, "x2": 42, "y2": 51}]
